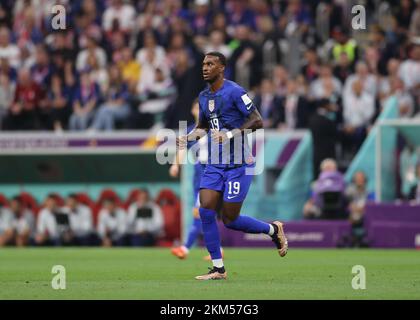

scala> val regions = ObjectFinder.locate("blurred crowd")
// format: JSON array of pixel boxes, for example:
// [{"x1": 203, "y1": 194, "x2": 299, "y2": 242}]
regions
[
  {"x1": 0, "y1": 189, "x2": 168, "y2": 247},
  {"x1": 0, "y1": 0, "x2": 419, "y2": 175},
  {"x1": 0, "y1": 0, "x2": 418, "y2": 173}
]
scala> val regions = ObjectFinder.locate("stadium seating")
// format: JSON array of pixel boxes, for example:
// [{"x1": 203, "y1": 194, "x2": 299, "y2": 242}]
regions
[
  {"x1": 155, "y1": 189, "x2": 182, "y2": 247},
  {"x1": 0, "y1": 189, "x2": 182, "y2": 247},
  {"x1": 0, "y1": 194, "x2": 9, "y2": 207}
]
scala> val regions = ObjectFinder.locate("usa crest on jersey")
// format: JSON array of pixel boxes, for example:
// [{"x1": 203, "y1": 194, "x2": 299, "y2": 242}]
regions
[{"x1": 208, "y1": 100, "x2": 215, "y2": 112}]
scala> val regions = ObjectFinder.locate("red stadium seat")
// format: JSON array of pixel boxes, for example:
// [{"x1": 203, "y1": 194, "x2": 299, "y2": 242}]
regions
[
  {"x1": 50, "y1": 193, "x2": 65, "y2": 207},
  {"x1": 75, "y1": 193, "x2": 95, "y2": 208},
  {"x1": 155, "y1": 189, "x2": 181, "y2": 246},
  {"x1": 97, "y1": 189, "x2": 122, "y2": 207},
  {"x1": 124, "y1": 188, "x2": 143, "y2": 209},
  {"x1": 19, "y1": 192, "x2": 39, "y2": 216},
  {"x1": 75, "y1": 192, "x2": 97, "y2": 223},
  {"x1": 0, "y1": 194, "x2": 9, "y2": 207}
]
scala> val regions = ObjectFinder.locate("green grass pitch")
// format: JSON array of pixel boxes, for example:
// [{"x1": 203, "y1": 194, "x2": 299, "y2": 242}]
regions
[{"x1": 0, "y1": 248, "x2": 419, "y2": 300}]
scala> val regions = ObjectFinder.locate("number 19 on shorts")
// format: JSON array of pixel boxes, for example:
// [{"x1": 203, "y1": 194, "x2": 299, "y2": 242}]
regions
[{"x1": 228, "y1": 182, "x2": 240, "y2": 195}]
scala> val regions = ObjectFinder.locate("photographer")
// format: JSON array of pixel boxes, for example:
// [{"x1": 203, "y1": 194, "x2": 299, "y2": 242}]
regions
[
  {"x1": 127, "y1": 189, "x2": 163, "y2": 247},
  {"x1": 35, "y1": 194, "x2": 72, "y2": 246}
]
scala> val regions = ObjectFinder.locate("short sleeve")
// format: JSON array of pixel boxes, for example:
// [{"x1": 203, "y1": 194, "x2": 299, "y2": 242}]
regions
[{"x1": 233, "y1": 87, "x2": 256, "y2": 117}]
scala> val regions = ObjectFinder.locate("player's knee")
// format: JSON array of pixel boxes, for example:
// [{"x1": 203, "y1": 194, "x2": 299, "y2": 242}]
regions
[{"x1": 199, "y1": 199, "x2": 215, "y2": 210}]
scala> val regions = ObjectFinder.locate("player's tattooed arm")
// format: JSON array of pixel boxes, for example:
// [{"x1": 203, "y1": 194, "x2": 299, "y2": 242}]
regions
[
  {"x1": 177, "y1": 118, "x2": 209, "y2": 149},
  {"x1": 211, "y1": 109, "x2": 263, "y2": 144},
  {"x1": 238, "y1": 108, "x2": 264, "y2": 132}
]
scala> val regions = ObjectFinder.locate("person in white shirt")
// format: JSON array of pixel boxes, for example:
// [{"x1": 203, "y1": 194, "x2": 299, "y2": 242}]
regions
[
  {"x1": 61, "y1": 194, "x2": 94, "y2": 246},
  {"x1": 204, "y1": 30, "x2": 232, "y2": 59},
  {"x1": 76, "y1": 37, "x2": 107, "y2": 72},
  {"x1": 0, "y1": 203, "x2": 14, "y2": 246},
  {"x1": 102, "y1": 0, "x2": 136, "y2": 34},
  {"x1": 309, "y1": 64, "x2": 342, "y2": 101},
  {"x1": 35, "y1": 194, "x2": 72, "y2": 246},
  {"x1": 127, "y1": 189, "x2": 164, "y2": 246},
  {"x1": 344, "y1": 61, "x2": 378, "y2": 97},
  {"x1": 97, "y1": 198, "x2": 127, "y2": 247},
  {"x1": 0, "y1": 27, "x2": 21, "y2": 69},
  {"x1": 342, "y1": 79, "x2": 375, "y2": 154},
  {"x1": 398, "y1": 44, "x2": 420, "y2": 92},
  {"x1": 9, "y1": 196, "x2": 35, "y2": 247}
]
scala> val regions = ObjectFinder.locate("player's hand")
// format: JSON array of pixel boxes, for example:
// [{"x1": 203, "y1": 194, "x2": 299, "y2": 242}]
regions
[
  {"x1": 169, "y1": 164, "x2": 180, "y2": 178},
  {"x1": 210, "y1": 129, "x2": 228, "y2": 144},
  {"x1": 176, "y1": 135, "x2": 187, "y2": 149}
]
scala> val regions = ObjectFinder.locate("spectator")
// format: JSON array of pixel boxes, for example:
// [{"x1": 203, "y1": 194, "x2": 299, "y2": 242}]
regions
[
  {"x1": 69, "y1": 71, "x2": 100, "y2": 131},
  {"x1": 76, "y1": 37, "x2": 107, "y2": 72},
  {"x1": 30, "y1": 44, "x2": 52, "y2": 89},
  {"x1": 333, "y1": 52, "x2": 353, "y2": 85},
  {"x1": 85, "y1": 52, "x2": 109, "y2": 95},
  {"x1": 118, "y1": 47, "x2": 141, "y2": 92},
  {"x1": 89, "y1": 65, "x2": 131, "y2": 131},
  {"x1": 378, "y1": 58, "x2": 401, "y2": 107},
  {"x1": 3, "y1": 68, "x2": 47, "y2": 130},
  {"x1": 61, "y1": 194, "x2": 94, "y2": 246},
  {"x1": 136, "y1": 31, "x2": 167, "y2": 79},
  {"x1": 0, "y1": 71, "x2": 15, "y2": 129},
  {"x1": 0, "y1": 27, "x2": 20, "y2": 68},
  {"x1": 385, "y1": 77, "x2": 415, "y2": 118},
  {"x1": 229, "y1": 24, "x2": 261, "y2": 90},
  {"x1": 345, "y1": 171, "x2": 374, "y2": 225},
  {"x1": 97, "y1": 198, "x2": 127, "y2": 247},
  {"x1": 164, "y1": 48, "x2": 205, "y2": 129},
  {"x1": 308, "y1": 99, "x2": 338, "y2": 178},
  {"x1": 204, "y1": 30, "x2": 232, "y2": 59},
  {"x1": 102, "y1": 0, "x2": 136, "y2": 36},
  {"x1": 0, "y1": 201, "x2": 14, "y2": 246},
  {"x1": 277, "y1": 78, "x2": 311, "y2": 129},
  {"x1": 410, "y1": 0, "x2": 420, "y2": 37},
  {"x1": 47, "y1": 73, "x2": 71, "y2": 132},
  {"x1": 253, "y1": 78, "x2": 283, "y2": 129},
  {"x1": 345, "y1": 171, "x2": 374, "y2": 247},
  {"x1": 127, "y1": 189, "x2": 164, "y2": 246},
  {"x1": 9, "y1": 195, "x2": 35, "y2": 247},
  {"x1": 329, "y1": 26, "x2": 358, "y2": 68},
  {"x1": 189, "y1": 0, "x2": 212, "y2": 36},
  {"x1": 408, "y1": 162, "x2": 420, "y2": 203},
  {"x1": 301, "y1": 48, "x2": 320, "y2": 83},
  {"x1": 309, "y1": 64, "x2": 342, "y2": 102},
  {"x1": 398, "y1": 43, "x2": 420, "y2": 93},
  {"x1": 137, "y1": 66, "x2": 176, "y2": 119},
  {"x1": 35, "y1": 194, "x2": 72, "y2": 246},
  {"x1": 303, "y1": 158, "x2": 346, "y2": 219},
  {"x1": 272, "y1": 64, "x2": 289, "y2": 97},
  {"x1": 400, "y1": 144, "x2": 419, "y2": 198},
  {"x1": 342, "y1": 79, "x2": 375, "y2": 153},
  {"x1": 344, "y1": 61, "x2": 378, "y2": 98}
]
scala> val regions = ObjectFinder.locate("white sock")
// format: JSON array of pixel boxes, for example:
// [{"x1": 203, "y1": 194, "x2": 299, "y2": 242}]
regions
[
  {"x1": 212, "y1": 259, "x2": 224, "y2": 268},
  {"x1": 181, "y1": 246, "x2": 189, "y2": 254},
  {"x1": 268, "y1": 224, "x2": 275, "y2": 236}
]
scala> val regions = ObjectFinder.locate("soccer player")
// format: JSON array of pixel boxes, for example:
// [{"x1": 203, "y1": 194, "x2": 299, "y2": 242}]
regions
[
  {"x1": 170, "y1": 99, "x2": 223, "y2": 260},
  {"x1": 177, "y1": 52, "x2": 288, "y2": 280}
]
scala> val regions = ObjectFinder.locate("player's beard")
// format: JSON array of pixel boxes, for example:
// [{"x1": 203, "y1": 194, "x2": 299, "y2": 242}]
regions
[{"x1": 205, "y1": 74, "x2": 220, "y2": 84}]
